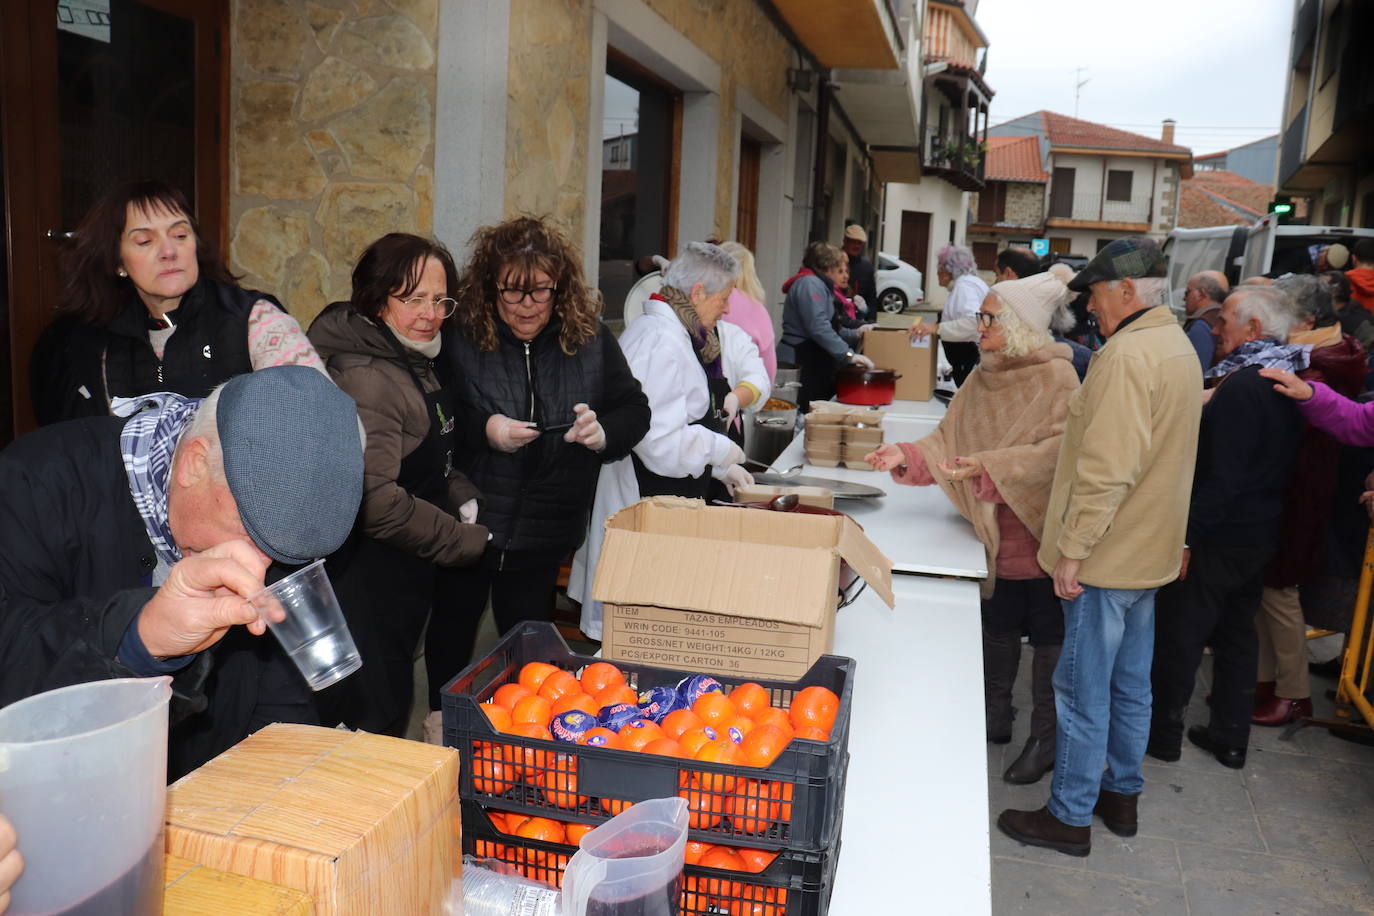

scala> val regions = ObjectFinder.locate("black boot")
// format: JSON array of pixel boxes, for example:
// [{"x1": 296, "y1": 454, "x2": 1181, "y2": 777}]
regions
[
  {"x1": 1004, "y1": 643, "x2": 1060, "y2": 784},
  {"x1": 984, "y1": 630, "x2": 1021, "y2": 744}
]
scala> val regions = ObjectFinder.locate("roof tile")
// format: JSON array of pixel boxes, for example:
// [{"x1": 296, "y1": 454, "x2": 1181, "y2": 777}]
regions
[
  {"x1": 984, "y1": 135, "x2": 1047, "y2": 182},
  {"x1": 996, "y1": 110, "x2": 1192, "y2": 155}
]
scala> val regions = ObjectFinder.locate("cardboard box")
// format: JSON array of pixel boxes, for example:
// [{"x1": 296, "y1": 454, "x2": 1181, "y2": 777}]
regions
[
  {"x1": 861, "y1": 326, "x2": 939, "y2": 402},
  {"x1": 734, "y1": 484, "x2": 834, "y2": 509},
  {"x1": 166, "y1": 725, "x2": 459, "y2": 916},
  {"x1": 594, "y1": 497, "x2": 894, "y2": 680}
]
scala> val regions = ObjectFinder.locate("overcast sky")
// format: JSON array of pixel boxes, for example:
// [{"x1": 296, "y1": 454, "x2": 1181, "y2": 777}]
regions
[{"x1": 976, "y1": 0, "x2": 1294, "y2": 156}]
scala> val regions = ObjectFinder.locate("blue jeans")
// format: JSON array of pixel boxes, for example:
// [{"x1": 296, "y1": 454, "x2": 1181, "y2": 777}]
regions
[{"x1": 1047, "y1": 585, "x2": 1157, "y2": 827}]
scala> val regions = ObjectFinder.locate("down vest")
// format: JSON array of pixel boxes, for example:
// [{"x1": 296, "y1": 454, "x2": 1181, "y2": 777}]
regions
[{"x1": 443, "y1": 319, "x2": 650, "y2": 555}]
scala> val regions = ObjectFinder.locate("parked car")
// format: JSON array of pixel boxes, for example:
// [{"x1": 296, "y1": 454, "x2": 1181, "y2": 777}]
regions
[
  {"x1": 1164, "y1": 216, "x2": 1374, "y2": 312},
  {"x1": 876, "y1": 252, "x2": 923, "y2": 313}
]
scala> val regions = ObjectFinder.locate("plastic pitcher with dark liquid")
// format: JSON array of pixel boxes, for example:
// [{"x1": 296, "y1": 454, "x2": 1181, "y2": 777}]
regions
[
  {"x1": 0, "y1": 677, "x2": 171, "y2": 915},
  {"x1": 561, "y1": 797, "x2": 689, "y2": 916}
]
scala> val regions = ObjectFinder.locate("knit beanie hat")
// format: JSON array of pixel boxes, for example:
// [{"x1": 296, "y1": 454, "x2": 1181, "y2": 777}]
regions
[{"x1": 990, "y1": 263, "x2": 1075, "y2": 335}]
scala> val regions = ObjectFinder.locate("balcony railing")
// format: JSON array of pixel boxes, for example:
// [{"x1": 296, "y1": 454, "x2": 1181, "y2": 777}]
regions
[
  {"x1": 1279, "y1": 103, "x2": 1308, "y2": 187},
  {"x1": 924, "y1": 134, "x2": 984, "y2": 191},
  {"x1": 1047, "y1": 192, "x2": 1151, "y2": 225}
]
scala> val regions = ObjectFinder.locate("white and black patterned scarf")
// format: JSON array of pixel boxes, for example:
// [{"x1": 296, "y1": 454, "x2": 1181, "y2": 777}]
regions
[
  {"x1": 1204, "y1": 337, "x2": 1311, "y2": 380},
  {"x1": 120, "y1": 392, "x2": 202, "y2": 567}
]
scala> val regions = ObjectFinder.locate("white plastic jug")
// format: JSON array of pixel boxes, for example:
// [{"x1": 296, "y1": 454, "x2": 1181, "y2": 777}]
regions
[
  {"x1": 561, "y1": 797, "x2": 689, "y2": 916},
  {"x1": 0, "y1": 677, "x2": 172, "y2": 915}
]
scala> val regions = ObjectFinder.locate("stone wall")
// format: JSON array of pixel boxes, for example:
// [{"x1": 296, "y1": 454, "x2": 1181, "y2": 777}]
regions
[
  {"x1": 504, "y1": 0, "x2": 792, "y2": 245},
  {"x1": 228, "y1": 0, "x2": 438, "y2": 328},
  {"x1": 1005, "y1": 182, "x2": 1044, "y2": 228}
]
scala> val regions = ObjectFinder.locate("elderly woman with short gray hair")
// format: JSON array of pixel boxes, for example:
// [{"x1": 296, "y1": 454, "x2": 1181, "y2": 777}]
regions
[
  {"x1": 569, "y1": 242, "x2": 755, "y2": 640},
  {"x1": 869, "y1": 265, "x2": 1080, "y2": 784},
  {"x1": 910, "y1": 244, "x2": 991, "y2": 386}
]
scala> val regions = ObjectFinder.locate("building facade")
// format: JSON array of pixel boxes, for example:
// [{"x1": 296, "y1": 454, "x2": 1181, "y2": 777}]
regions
[
  {"x1": 965, "y1": 135, "x2": 1046, "y2": 278},
  {"x1": 987, "y1": 110, "x2": 1192, "y2": 258},
  {"x1": 0, "y1": 0, "x2": 926, "y2": 440},
  {"x1": 1276, "y1": 0, "x2": 1374, "y2": 227}
]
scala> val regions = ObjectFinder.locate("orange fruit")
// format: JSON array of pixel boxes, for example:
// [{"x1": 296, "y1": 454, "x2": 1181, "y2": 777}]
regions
[
  {"x1": 540, "y1": 758, "x2": 586, "y2": 809},
  {"x1": 733, "y1": 886, "x2": 782, "y2": 915},
  {"x1": 693, "y1": 691, "x2": 737, "y2": 728},
  {"x1": 793, "y1": 725, "x2": 829, "y2": 741},
  {"x1": 739, "y1": 724, "x2": 789, "y2": 768},
  {"x1": 788, "y1": 686, "x2": 839, "y2": 731},
  {"x1": 537, "y1": 669, "x2": 581, "y2": 703},
  {"x1": 735, "y1": 846, "x2": 778, "y2": 873},
  {"x1": 512, "y1": 694, "x2": 553, "y2": 727},
  {"x1": 518, "y1": 662, "x2": 560, "y2": 693},
  {"x1": 752, "y1": 707, "x2": 794, "y2": 736},
  {"x1": 678, "y1": 727, "x2": 717, "y2": 758},
  {"x1": 550, "y1": 692, "x2": 600, "y2": 718},
  {"x1": 580, "y1": 661, "x2": 625, "y2": 696},
  {"x1": 679, "y1": 776, "x2": 728, "y2": 829},
  {"x1": 693, "y1": 739, "x2": 742, "y2": 795},
  {"x1": 505, "y1": 721, "x2": 553, "y2": 780},
  {"x1": 493, "y1": 682, "x2": 534, "y2": 710},
  {"x1": 684, "y1": 839, "x2": 713, "y2": 866},
  {"x1": 729, "y1": 682, "x2": 771, "y2": 719},
  {"x1": 565, "y1": 821, "x2": 594, "y2": 845},
  {"x1": 514, "y1": 816, "x2": 566, "y2": 844},
  {"x1": 480, "y1": 702, "x2": 513, "y2": 733},
  {"x1": 580, "y1": 726, "x2": 619, "y2": 747},
  {"x1": 601, "y1": 797, "x2": 631, "y2": 816},
  {"x1": 642, "y1": 737, "x2": 684, "y2": 757},
  {"x1": 726, "y1": 780, "x2": 781, "y2": 834},
  {"x1": 766, "y1": 780, "x2": 793, "y2": 822},
  {"x1": 723, "y1": 715, "x2": 755, "y2": 743},
  {"x1": 660, "y1": 708, "x2": 706, "y2": 740},
  {"x1": 473, "y1": 756, "x2": 514, "y2": 794},
  {"x1": 697, "y1": 847, "x2": 746, "y2": 899},
  {"x1": 594, "y1": 683, "x2": 638, "y2": 708},
  {"x1": 617, "y1": 719, "x2": 666, "y2": 752},
  {"x1": 487, "y1": 809, "x2": 509, "y2": 832}
]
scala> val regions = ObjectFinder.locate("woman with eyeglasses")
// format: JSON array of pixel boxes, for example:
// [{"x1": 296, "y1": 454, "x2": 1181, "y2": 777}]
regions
[
  {"x1": 423, "y1": 217, "x2": 649, "y2": 735},
  {"x1": 867, "y1": 265, "x2": 1080, "y2": 786},
  {"x1": 307, "y1": 232, "x2": 489, "y2": 736}
]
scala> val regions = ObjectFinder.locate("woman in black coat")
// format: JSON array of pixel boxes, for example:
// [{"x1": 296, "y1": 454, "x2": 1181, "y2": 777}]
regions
[{"x1": 423, "y1": 217, "x2": 649, "y2": 732}]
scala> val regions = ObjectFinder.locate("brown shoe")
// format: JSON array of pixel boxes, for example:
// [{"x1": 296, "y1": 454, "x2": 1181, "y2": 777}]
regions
[
  {"x1": 997, "y1": 806, "x2": 1090, "y2": 857},
  {"x1": 1093, "y1": 789, "x2": 1138, "y2": 837}
]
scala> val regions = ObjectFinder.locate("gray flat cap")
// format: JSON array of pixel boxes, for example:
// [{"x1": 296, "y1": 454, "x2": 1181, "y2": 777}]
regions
[{"x1": 217, "y1": 366, "x2": 364, "y2": 565}]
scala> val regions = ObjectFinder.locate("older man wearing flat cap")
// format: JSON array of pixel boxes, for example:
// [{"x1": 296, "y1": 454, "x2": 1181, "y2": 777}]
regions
[
  {"x1": 997, "y1": 237, "x2": 1202, "y2": 857},
  {"x1": 0, "y1": 366, "x2": 364, "y2": 776},
  {"x1": 841, "y1": 224, "x2": 877, "y2": 318}
]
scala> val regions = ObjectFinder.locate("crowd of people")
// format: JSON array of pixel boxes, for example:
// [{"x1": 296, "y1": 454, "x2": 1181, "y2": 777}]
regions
[
  {"x1": 870, "y1": 235, "x2": 1374, "y2": 857},
  {"x1": 4, "y1": 171, "x2": 1374, "y2": 890}
]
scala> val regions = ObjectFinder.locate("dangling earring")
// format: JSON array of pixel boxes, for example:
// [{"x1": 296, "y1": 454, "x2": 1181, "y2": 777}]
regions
[{"x1": 117, "y1": 267, "x2": 128, "y2": 278}]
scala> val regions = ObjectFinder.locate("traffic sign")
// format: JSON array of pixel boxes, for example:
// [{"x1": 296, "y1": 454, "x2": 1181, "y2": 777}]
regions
[{"x1": 1031, "y1": 238, "x2": 1049, "y2": 257}]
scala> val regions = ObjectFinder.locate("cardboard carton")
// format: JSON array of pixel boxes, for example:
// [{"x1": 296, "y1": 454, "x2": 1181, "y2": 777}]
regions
[
  {"x1": 734, "y1": 484, "x2": 834, "y2": 509},
  {"x1": 166, "y1": 725, "x2": 459, "y2": 916},
  {"x1": 860, "y1": 326, "x2": 939, "y2": 402},
  {"x1": 164, "y1": 854, "x2": 314, "y2": 915},
  {"x1": 594, "y1": 497, "x2": 894, "y2": 680}
]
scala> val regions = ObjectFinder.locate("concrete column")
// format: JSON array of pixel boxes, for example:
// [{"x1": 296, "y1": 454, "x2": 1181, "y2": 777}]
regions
[
  {"x1": 678, "y1": 91, "x2": 720, "y2": 247},
  {"x1": 433, "y1": 0, "x2": 509, "y2": 254}
]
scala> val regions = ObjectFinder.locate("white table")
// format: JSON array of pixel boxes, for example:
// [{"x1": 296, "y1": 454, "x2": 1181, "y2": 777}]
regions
[
  {"x1": 770, "y1": 406, "x2": 988, "y2": 580},
  {"x1": 829, "y1": 576, "x2": 990, "y2": 915},
  {"x1": 882, "y1": 396, "x2": 951, "y2": 421}
]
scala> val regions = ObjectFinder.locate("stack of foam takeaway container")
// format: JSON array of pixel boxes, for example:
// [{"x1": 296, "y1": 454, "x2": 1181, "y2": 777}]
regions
[
  {"x1": 442, "y1": 622, "x2": 854, "y2": 915},
  {"x1": 802, "y1": 401, "x2": 885, "y2": 470}
]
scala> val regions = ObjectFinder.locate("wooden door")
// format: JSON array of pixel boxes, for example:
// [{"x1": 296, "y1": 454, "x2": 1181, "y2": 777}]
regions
[
  {"x1": 735, "y1": 134, "x2": 761, "y2": 251},
  {"x1": 0, "y1": 0, "x2": 227, "y2": 444},
  {"x1": 1049, "y1": 167, "x2": 1075, "y2": 219},
  {"x1": 899, "y1": 210, "x2": 931, "y2": 276}
]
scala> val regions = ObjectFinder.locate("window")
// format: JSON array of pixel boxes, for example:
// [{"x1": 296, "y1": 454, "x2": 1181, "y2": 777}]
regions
[
  {"x1": 878, "y1": 256, "x2": 897, "y2": 271},
  {"x1": 972, "y1": 241, "x2": 998, "y2": 271},
  {"x1": 976, "y1": 182, "x2": 1007, "y2": 224},
  {"x1": 735, "y1": 135, "x2": 761, "y2": 251},
  {"x1": 1322, "y1": 1, "x2": 1344, "y2": 85},
  {"x1": 1049, "y1": 237, "x2": 1071, "y2": 255},
  {"x1": 598, "y1": 57, "x2": 680, "y2": 321},
  {"x1": 1096, "y1": 238, "x2": 1117, "y2": 252},
  {"x1": 1106, "y1": 170, "x2": 1133, "y2": 202},
  {"x1": 1050, "y1": 167, "x2": 1075, "y2": 218},
  {"x1": 949, "y1": 219, "x2": 956, "y2": 243}
]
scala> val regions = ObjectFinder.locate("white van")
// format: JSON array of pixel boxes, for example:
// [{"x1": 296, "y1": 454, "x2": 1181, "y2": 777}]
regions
[{"x1": 1163, "y1": 216, "x2": 1374, "y2": 312}]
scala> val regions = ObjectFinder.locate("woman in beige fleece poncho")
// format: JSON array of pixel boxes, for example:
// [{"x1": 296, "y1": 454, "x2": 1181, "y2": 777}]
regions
[{"x1": 868, "y1": 264, "x2": 1080, "y2": 785}]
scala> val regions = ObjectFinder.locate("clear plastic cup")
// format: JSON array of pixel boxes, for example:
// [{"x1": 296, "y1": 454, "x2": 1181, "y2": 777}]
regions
[{"x1": 248, "y1": 559, "x2": 362, "y2": 691}]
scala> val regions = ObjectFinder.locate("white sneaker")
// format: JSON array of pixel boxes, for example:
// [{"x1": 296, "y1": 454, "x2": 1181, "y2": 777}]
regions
[{"x1": 422, "y1": 710, "x2": 445, "y2": 745}]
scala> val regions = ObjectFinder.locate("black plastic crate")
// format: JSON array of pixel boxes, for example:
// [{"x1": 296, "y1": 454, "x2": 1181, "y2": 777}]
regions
[
  {"x1": 463, "y1": 801, "x2": 840, "y2": 916},
  {"x1": 442, "y1": 621, "x2": 852, "y2": 853}
]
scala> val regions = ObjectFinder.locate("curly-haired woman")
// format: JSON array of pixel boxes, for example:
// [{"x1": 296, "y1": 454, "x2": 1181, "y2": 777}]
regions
[{"x1": 424, "y1": 217, "x2": 649, "y2": 726}]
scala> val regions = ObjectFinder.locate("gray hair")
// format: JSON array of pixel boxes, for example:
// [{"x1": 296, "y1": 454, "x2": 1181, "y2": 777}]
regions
[
  {"x1": 937, "y1": 244, "x2": 978, "y2": 278},
  {"x1": 987, "y1": 294, "x2": 1054, "y2": 359},
  {"x1": 1189, "y1": 272, "x2": 1228, "y2": 304},
  {"x1": 1230, "y1": 286, "x2": 1296, "y2": 342},
  {"x1": 1107, "y1": 276, "x2": 1167, "y2": 308},
  {"x1": 1274, "y1": 273, "x2": 1336, "y2": 328},
  {"x1": 179, "y1": 384, "x2": 227, "y2": 479},
  {"x1": 663, "y1": 241, "x2": 740, "y2": 296}
]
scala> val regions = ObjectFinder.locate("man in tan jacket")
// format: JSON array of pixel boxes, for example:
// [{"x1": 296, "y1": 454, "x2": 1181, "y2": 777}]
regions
[{"x1": 997, "y1": 238, "x2": 1202, "y2": 857}]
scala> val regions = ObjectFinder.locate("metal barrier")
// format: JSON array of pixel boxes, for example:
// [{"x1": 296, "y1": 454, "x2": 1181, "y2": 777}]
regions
[{"x1": 1334, "y1": 525, "x2": 1374, "y2": 731}]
